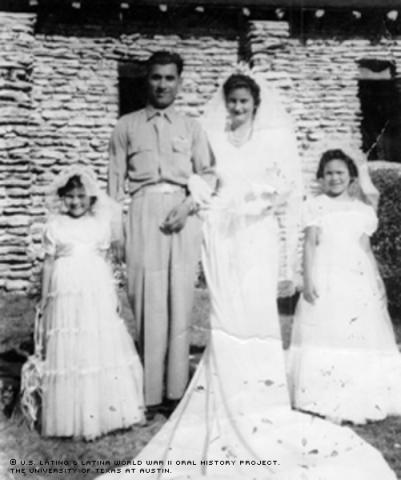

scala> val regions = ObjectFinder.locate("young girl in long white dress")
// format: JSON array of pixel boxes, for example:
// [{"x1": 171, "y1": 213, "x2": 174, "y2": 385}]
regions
[
  {"x1": 287, "y1": 148, "x2": 401, "y2": 424},
  {"x1": 96, "y1": 75, "x2": 396, "y2": 480},
  {"x1": 27, "y1": 166, "x2": 144, "y2": 440}
]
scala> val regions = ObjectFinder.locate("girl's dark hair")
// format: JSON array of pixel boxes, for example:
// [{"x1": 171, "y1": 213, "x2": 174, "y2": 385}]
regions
[
  {"x1": 316, "y1": 149, "x2": 359, "y2": 179},
  {"x1": 222, "y1": 74, "x2": 261, "y2": 110},
  {"x1": 57, "y1": 174, "x2": 97, "y2": 206}
]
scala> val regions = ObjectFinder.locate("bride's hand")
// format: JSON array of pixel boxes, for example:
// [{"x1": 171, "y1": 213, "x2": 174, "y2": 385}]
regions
[
  {"x1": 303, "y1": 281, "x2": 319, "y2": 304},
  {"x1": 242, "y1": 189, "x2": 275, "y2": 216}
]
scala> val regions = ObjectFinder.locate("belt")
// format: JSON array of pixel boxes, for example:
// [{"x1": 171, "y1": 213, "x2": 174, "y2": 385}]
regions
[{"x1": 144, "y1": 183, "x2": 184, "y2": 194}]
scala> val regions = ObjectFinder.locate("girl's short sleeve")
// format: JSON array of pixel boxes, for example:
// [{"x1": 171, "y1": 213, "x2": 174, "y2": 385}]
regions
[
  {"x1": 363, "y1": 205, "x2": 379, "y2": 236},
  {"x1": 42, "y1": 220, "x2": 57, "y2": 256},
  {"x1": 302, "y1": 197, "x2": 321, "y2": 229}
]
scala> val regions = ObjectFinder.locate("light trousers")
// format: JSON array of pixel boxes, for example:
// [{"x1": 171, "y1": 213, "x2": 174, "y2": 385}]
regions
[{"x1": 126, "y1": 188, "x2": 202, "y2": 406}]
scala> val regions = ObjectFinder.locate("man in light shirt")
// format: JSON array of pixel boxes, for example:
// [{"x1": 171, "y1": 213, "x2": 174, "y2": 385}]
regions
[{"x1": 108, "y1": 51, "x2": 215, "y2": 413}]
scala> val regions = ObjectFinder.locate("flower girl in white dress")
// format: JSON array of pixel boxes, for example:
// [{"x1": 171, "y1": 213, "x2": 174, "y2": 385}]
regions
[
  {"x1": 23, "y1": 166, "x2": 144, "y2": 440},
  {"x1": 288, "y1": 148, "x2": 401, "y2": 424}
]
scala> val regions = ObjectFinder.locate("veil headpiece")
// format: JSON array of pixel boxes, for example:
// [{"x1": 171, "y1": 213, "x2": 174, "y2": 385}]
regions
[
  {"x1": 47, "y1": 164, "x2": 102, "y2": 212},
  {"x1": 201, "y1": 63, "x2": 294, "y2": 136},
  {"x1": 200, "y1": 65, "x2": 303, "y2": 295},
  {"x1": 46, "y1": 164, "x2": 123, "y2": 239}
]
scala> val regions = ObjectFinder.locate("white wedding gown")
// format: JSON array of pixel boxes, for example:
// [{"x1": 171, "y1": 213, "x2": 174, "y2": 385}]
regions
[{"x1": 97, "y1": 129, "x2": 396, "y2": 480}]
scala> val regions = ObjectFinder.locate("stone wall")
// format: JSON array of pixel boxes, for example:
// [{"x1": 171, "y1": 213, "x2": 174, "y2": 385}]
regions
[
  {"x1": 1, "y1": 10, "x2": 401, "y2": 292},
  {"x1": 247, "y1": 20, "x2": 401, "y2": 192},
  {"x1": 1, "y1": 12, "x2": 240, "y2": 292},
  {"x1": 0, "y1": 13, "x2": 36, "y2": 292}
]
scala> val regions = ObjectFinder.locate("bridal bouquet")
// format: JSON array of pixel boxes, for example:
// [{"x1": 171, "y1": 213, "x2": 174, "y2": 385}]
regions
[
  {"x1": 187, "y1": 174, "x2": 278, "y2": 218},
  {"x1": 239, "y1": 182, "x2": 277, "y2": 216}
]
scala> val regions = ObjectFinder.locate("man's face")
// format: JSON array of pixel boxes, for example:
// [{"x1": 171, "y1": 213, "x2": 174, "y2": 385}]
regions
[{"x1": 147, "y1": 63, "x2": 181, "y2": 109}]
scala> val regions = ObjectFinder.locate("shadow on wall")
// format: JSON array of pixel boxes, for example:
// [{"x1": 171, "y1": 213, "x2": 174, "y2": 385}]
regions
[
  {"x1": 118, "y1": 61, "x2": 148, "y2": 117},
  {"x1": 358, "y1": 58, "x2": 401, "y2": 164}
]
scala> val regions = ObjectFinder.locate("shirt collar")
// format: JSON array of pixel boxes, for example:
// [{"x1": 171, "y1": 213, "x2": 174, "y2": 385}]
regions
[{"x1": 145, "y1": 104, "x2": 176, "y2": 123}]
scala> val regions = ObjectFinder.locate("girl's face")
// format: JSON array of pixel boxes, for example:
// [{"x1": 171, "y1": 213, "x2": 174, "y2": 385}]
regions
[
  {"x1": 225, "y1": 87, "x2": 255, "y2": 128},
  {"x1": 62, "y1": 186, "x2": 92, "y2": 218},
  {"x1": 321, "y1": 159, "x2": 353, "y2": 197}
]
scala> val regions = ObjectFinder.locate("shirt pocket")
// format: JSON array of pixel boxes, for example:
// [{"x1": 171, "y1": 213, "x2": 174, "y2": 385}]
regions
[{"x1": 171, "y1": 136, "x2": 192, "y2": 176}]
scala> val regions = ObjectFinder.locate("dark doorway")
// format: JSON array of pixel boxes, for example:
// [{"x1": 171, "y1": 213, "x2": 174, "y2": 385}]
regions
[
  {"x1": 358, "y1": 59, "x2": 401, "y2": 162},
  {"x1": 118, "y1": 61, "x2": 148, "y2": 117}
]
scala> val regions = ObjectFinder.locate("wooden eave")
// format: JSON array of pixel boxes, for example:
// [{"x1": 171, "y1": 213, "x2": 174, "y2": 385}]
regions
[
  {"x1": 121, "y1": 0, "x2": 401, "y2": 8},
  {"x1": 2, "y1": 0, "x2": 401, "y2": 10}
]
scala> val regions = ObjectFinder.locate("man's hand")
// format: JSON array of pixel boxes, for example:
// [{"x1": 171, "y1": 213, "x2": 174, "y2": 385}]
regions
[
  {"x1": 111, "y1": 240, "x2": 125, "y2": 263},
  {"x1": 161, "y1": 201, "x2": 192, "y2": 234}
]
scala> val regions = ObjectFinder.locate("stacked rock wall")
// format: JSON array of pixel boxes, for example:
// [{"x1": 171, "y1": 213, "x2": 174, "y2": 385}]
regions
[
  {"x1": 2, "y1": 11, "x2": 401, "y2": 292},
  {"x1": 2, "y1": 14, "x2": 240, "y2": 292},
  {"x1": 0, "y1": 13, "x2": 36, "y2": 291},
  {"x1": 247, "y1": 20, "x2": 401, "y2": 192}
]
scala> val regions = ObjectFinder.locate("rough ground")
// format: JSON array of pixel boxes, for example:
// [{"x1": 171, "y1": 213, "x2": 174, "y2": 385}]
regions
[{"x1": 0, "y1": 290, "x2": 400, "y2": 480}]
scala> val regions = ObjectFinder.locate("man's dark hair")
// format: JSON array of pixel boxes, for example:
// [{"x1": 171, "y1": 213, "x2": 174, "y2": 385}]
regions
[{"x1": 146, "y1": 51, "x2": 184, "y2": 76}]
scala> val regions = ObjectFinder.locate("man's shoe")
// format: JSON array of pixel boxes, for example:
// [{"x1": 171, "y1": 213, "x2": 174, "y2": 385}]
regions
[
  {"x1": 158, "y1": 399, "x2": 180, "y2": 417},
  {"x1": 145, "y1": 404, "x2": 161, "y2": 422}
]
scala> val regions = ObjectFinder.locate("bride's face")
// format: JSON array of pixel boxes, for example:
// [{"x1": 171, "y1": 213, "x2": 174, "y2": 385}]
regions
[{"x1": 225, "y1": 87, "x2": 255, "y2": 128}]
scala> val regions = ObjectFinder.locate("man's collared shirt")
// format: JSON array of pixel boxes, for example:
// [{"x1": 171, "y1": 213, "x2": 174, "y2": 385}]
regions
[{"x1": 108, "y1": 104, "x2": 214, "y2": 202}]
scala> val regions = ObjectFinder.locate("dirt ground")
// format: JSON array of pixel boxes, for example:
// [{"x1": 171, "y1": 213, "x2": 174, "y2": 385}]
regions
[{"x1": 0, "y1": 290, "x2": 401, "y2": 480}]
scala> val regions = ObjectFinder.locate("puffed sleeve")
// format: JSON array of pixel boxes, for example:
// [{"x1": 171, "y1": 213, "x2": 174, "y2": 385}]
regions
[
  {"x1": 363, "y1": 204, "x2": 379, "y2": 236},
  {"x1": 42, "y1": 220, "x2": 57, "y2": 257}
]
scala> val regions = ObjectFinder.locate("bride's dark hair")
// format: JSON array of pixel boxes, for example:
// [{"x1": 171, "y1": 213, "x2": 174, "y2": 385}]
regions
[{"x1": 223, "y1": 74, "x2": 261, "y2": 110}]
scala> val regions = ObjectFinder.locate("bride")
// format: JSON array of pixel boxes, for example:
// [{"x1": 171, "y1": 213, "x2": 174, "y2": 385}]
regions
[{"x1": 97, "y1": 73, "x2": 396, "y2": 479}]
